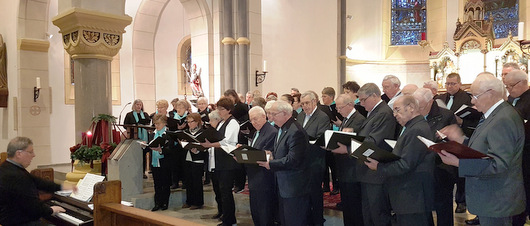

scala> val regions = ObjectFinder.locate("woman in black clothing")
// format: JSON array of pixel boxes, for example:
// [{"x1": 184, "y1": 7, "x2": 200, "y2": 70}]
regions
[
  {"x1": 196, "y1": 97, "x2": 211, "y2": 124},
  {"x1": 181, "y1": 113, "x2": 208, "y2": 209},
  {"x1": 143, "y1": 114, "x2": 176, "y2": 211},
  {"x1": 168, "y1": 99, "x2": 189, "y2": 189},
  {"x1": 123, "y1": 99, "x2": 151, "y2": 178}
]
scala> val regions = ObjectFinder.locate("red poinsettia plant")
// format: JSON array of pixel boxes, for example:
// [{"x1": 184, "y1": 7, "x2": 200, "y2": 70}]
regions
[{"x1": 69, "y1": 114, "x2": 122, "y2": 170}]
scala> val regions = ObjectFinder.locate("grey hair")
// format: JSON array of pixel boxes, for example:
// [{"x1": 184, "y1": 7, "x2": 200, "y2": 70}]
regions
[
  {"x1": 423, "y1": 81, "x2": 438, "y2": 91},
  {"x1": 472, "y1": 73, "x2": 504, "y2": 97},
  {"x1": 397, "y1": 95, "x2": 419, "y2": 111},
  {"x1": 249, "y1": 106, "x2": 266, "y2": 117},
  {"x1": 413, "y1": 88, "x2": 433, "y2": 103},
  {"x1": 301, "y1": 91, "x2": 317, "y2": 101},
  {"x1": 476, "y1": 71, "x2": 495, "y2": 78},
  {"x1": 197, "y1": 97, "x2": 208, "y2": 104},
  {"x1": 503, "y1": 62, "x2": 520, "y2": 70},
  {"x1": 7, "y1": 137, "x2": 33, "y2": 158},
  {"x1": 336, "y1": 94, "x2": 354, "y2": 105},
  {"x1": 358, "y1": 83, "x2": 382, "y2": 97},
  {"x1": 383, "y1": 75, "x2": 401, "y2": 87},
  {"x1": 209, "y1": 110, "x2": 222, "y2": 121},
  {"x1": 273, "y1": 100, "x2": 293, "y2": 114},
  {"x1": 506, "y1": 70, "x2": 528, "y2": 81},
  {"x1": 264, "y1": 100, "x2": 275, "y2": 112}
]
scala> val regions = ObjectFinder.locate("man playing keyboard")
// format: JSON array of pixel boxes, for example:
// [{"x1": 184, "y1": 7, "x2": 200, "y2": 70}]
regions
[{"x1": 0, "y1": 137, "x2": 76, "y2": 226}]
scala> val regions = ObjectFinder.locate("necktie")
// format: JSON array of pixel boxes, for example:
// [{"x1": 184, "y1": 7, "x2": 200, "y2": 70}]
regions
[
  {"x1": 477, "y1": 115, "x2": 485, "y2": 127},
  {"x1": 303, "y1": 115, "x2": 311, "y2": 127},
  {"x1": 277, "y1": 128, "x2": 282, "y2": 142},
  {"x1": 399, "y1": 126, "x2": 406, "y2": 137},
  {"x1": 447, "y1": 96, "x2": 454, "y2": 109},
  {"x1": 252, "y1": 131, "x2": 260, "y2": 147},
  {"x1": 340, "y1": 117, "x2": 348, "y2": 130},
  {"x1": 513, "y1": 97, "x2": 520, "y2": 106}
]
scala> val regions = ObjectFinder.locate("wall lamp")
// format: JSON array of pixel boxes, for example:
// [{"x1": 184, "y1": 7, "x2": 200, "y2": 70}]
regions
[{"x1": 255, "y1": 60, "x2": 268, "y2": 87}]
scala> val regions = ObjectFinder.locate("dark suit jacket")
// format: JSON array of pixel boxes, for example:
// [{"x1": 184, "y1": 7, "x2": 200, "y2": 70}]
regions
[
  {"x1": 426, "y1": 101, "x2": 458, "y2": 175},
  {"x1": 509, "y1": 89, "x2": 530, "y2": 185},
  {"x1": 356, "y1": 101, "x2": 397, "y2": 184},
  {"x1": 435, "y1": 89, "x2": 479, "y2": 136},
  {"x1": 296, "y1": 108, "x2": 330, "y2": 140},
  {"x1": 270, "y1": 117, "x2": 311, "y2": 198},
  {"x1": 378, "y1": 116, "x2": 435, "y2": 215},
  {"x1": 0, "y1": 161, "x2": 62, "y2": 225},
  {"x1": 461, "y1": 101, "x2": 525, "y2": 217},
  {"x1": 334, "y1": 110, "x2": 366, "y2": 183},
  {"x1": 246, "y1": 122, "x2": 278, "y2": 191},
  {"x1": 150, "y1": 113, "x2": 179, "y2": 131},
  {"x1": 124, "y1": 111, "x2": 151, "y2": 125},
  {"x1": 147, "y1": 131, "x2": 177, "y2": 168}
]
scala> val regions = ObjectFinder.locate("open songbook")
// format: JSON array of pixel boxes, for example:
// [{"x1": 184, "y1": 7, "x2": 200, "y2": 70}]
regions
[
  {"x1": 417, "y1": 136, "x2": 490, "y2": 159},
  {"x1": 69, "y1": 173, "x2": 106, "y2": 202},
  {"x1": 317, "y1": 130, "x2": 365, "y2": 150},
  {"x1": 454, "y1": 104, "x2": 481, "y2": 119},
  {"x1": 231, "y1": 145, "x2": 271, "y2": 164},
  {"x1": 166, "y1": 127, "x2": 224, "y2": 151},
  {"x1": 350, "y1": 139, "x2": 400, "y2": 163}
]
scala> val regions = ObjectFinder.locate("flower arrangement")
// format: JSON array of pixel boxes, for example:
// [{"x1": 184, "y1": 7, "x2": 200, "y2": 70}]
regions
[{"x1": 69, "y1": 114, "x2": 122, "y2": 169}]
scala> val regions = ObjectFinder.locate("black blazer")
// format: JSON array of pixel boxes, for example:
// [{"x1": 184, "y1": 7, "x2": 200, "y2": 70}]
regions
[
  {"x1": 378, "y1": 116, "x2": 435, "y2": 214},
  {"x1": 356, "y1": 101, "x2": 397, "y2": 184},
  {"x1": 214, "y1": 117, "x2": 240, "y2": 171},
  {"x1": 150, "y1": 113, "x2": 179, "y2": 131},
  {"x1": 334, "y1": 110, "x2": 366, "y2": 183},
  {"x1": 426, "y1": 101, "x2": 458, "y2": 176},
  {"x1": 296, "y1": 108, "x2": 330, "y2": 140},
  {"x1": 198, "y1": 108, "x2": 211, "y2": 123},
  {"x1": 124, "y1": 111, "x2": 151, "y2": 125},
  {"x1": 168, "y1": 111, "x2": 188, "y2": 131},
  {"x1": 270, "y1": 117, "x2": 311, "y2": 198},
  {"x1": 147, "y1": 131, "x2": 177, "y2": 168},
  {"x1": 185, "y1": 128, "x2": 208, "y2": 162},
  {"x1": 0, "y1": 161, "x2": 62, "y2": 225},
  {"x1": 436, "y1": 89, "x2": 480, "y2": 136},
  {"x1": 246, "y1": 122, "x2": 278, "y2": 191}
]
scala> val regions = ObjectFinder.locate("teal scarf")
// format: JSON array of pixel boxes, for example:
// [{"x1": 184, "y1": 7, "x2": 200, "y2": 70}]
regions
[
  {"x1": 151, "y1": 127, "x2": 166, "y2": 167},
  {"x1": 133, "y1": 111, "x2": 148, "y2": 141},
  {"x1": 174, "y1": 111, "x2": 188, "y2": 120}
]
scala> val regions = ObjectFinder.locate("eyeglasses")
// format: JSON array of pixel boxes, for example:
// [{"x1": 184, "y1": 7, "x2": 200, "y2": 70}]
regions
[
  {"x1": 267, "y1": 111, "x2": 284, "y2": 117},
  {"x1": 393, "y1": 104, "x2": 410, "y2": 114},
  {"x1": 505, "y1": 80, "x2": 522, "y2": 89},
  {"x1": 300, "y1": 100, "x2": 313, "y2": 106},
  {"x1": 336, "y1": 103, "x2": 351, "y2": 112},
  {"x1": 358, "y1": 95, "x2": 371, "y2": 103},
  {"x1": 472, "y1": 89, "x2": 492, "y2": 100},
  {"x1": 445, "y1": 82, "x2": 458, "y2": 86},
  {"x1": 18, "y1": 149, "x2": 35, "y2": 155}
]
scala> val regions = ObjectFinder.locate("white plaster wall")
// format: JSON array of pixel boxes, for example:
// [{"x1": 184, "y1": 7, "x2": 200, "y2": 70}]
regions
[
  {"x1": 154, "y1": 0, "x2": 189, "y2": 105},
  {"x1": 261, "y1": 0, "x2": 338, "y2": 96},
  {"x1": 347, "y1": 63, "x2": 431, "y2": 89},
  {"x1": 346, "y1": 0, "x2": 384, "y2": 61},
  {"x1": 0, "y1": 0, "x2": 20, "y2": 149}
]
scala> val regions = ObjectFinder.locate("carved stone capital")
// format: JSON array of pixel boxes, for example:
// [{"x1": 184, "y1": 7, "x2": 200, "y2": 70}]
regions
[{"x1": 52, "y1": 8, "x2": 132, "y2": 60}]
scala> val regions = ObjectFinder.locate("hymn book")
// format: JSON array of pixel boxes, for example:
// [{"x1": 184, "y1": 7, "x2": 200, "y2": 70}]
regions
[
  {"x1": 69, "y1": 173, "x2": 106, "y2": 202},
  {"x1": 350, "y1": 140, "x2": 400, "y2": 163},
  {"x1": 454, "y1": 104, "x2": 481, "y2": 119},
  {"x1": 231, "y1": 145, "x2": 270, "y2": 164},
  {"x1": 417, "y1": 136, "x2": 490, "y2": 159},
  {"x1": 323, "y1": 130, "x2": 365, "y2": 150}
]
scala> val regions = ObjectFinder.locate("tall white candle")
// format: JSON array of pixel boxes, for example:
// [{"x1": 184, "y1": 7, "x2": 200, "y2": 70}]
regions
[
  {"x1": 263, "y1": 60, "x2": 267, "y2": 72},
  {"x1": 518, "y1": 22, "x2": 524, "y2": 41},
  {"x1": 36, "y1": 77, "x2": 41, "y2": 89}
]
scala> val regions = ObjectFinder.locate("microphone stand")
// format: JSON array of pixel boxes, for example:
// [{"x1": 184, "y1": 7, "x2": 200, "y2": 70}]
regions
[{"x1": 119, "y1": 102, "x2": 132, "y2": 125}]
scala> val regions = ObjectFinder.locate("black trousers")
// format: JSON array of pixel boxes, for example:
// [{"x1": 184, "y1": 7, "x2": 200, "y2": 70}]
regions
[
  {"x1": 340, "y1": 181, "x2": 364, "y2": 226},
  {"x1": 434, "y1": 167, "x2": 457, "y2": 226},
  {"x1": 212, "y1": 170, "x2": 222, "y2": 214},
  {"x1": 234, "y1": 164, "x2": 246, "y2": 190},
  {"x1": 309, "y1": 166, "x2": 325, "y2": 225},
  {"x1": 185, "y1": 161, "x2": 204, "y2": 206},
  {"x1": 217, "y1": 169, "x2": 237, "y2": 225},
  {"x1": 360, "y1": 183, "x2": 391, "y2": 226},
  {"x1": 152, "y1": 166, "x2": 171, "y2": 206},
  {"x1": 323, "y1": 151, "x2": 339, "y2": 190},
  {"x1": 455, "y1": 177, "x2": 466, "y2": 204},
  {"x1": 279, "y1": 194, "x2": 310, "y2": 226},
  {"x1": 249, "y1": 189, "x2": 277, "y2": 226},
  {"x1": 171, "y1": 148, "x2": 187, "y2": 186}
]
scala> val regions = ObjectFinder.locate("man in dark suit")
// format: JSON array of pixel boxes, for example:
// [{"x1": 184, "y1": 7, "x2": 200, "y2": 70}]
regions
[
  {"x1": 330, "y1": 94, "x2": 366, "y2": 226},
  {"x1": 246, "y1": 106, "x2": 278, "y2": 226},
  {"x1": 440, "y1": 73, "x2": 525, "y2": 226},
  {"x1": 0, "y1": 137, "x2": 73, "y2": 225},
  {"x1": 353, "y1": 83, "x2": 397, "y2": 226},
  {"x1": 297, "y1": 91, "x2": 330, "y2": 225},
  {"x1": 414, "y1": 88, "x2": 458, "y2": 226},
  {"x1": 434, "y1": 73, "x2": 478, "y2": 213},
  {"x1": 365, "y1": 95, "x2": 435, "y2": 225},
  {"x1": 505, "y1": 70, "x2": 530, "y2": 226},
  {"x1": 381, "y1": 75, "x2": 402, "y2": 108},
  {"x1": 258, "y1": 101, "x2": 311, "y2": 226}
]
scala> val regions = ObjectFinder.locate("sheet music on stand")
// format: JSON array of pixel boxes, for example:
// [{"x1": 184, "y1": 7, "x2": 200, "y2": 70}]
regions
[{"x1": 69, "y1": 173, "x2": 106, "y2": 202}]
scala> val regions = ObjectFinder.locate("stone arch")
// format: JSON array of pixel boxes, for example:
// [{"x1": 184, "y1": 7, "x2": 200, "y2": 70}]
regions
[{"x1": 132, "y1": 0, "x2": 213, "y2": 112}]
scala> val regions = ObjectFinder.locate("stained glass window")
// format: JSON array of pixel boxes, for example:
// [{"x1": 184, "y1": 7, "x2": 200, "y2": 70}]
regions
[
  {"x1": 391, "y1": 0, "x2": 427, "y2": 46},
  {"x1": 483, "y1": 0, "x2": 518, "y2": 39}
]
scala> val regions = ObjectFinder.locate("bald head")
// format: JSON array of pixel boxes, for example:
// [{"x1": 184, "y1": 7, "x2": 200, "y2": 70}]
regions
[{"x1": 402, "y1": 84, "x2": 419, "y2": 96}]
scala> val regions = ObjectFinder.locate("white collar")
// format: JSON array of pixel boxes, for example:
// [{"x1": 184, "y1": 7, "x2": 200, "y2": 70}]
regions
[{"x1": 484, "y1": 99, "x2": 504, "y2": 119}]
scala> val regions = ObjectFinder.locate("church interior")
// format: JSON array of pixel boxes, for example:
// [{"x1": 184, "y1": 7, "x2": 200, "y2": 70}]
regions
[{"x1": 0, "y1": 0, "x2": 529, "y2": 225}]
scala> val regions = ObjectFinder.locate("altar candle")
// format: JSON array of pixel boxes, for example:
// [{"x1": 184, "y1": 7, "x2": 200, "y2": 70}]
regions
[
  {"x1": 87, "y1": 131, "x2": 93, "y2": 147},
  {"x1": 518, "y1": 22, "x2": 524, "y2": 41},
  {"x1": 263, "y1": 60, "x2": 267, "y2": 72},
  {"x1": 421, "y1": 32, "x2": 426, "y2": 41},
  {"x1": 36, "y1": 77, "x2": 41, "y2": 89}
]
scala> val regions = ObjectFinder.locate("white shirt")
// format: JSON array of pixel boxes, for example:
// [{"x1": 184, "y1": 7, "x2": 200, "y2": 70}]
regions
[
  {"x1": 218, "y1": 119, "x2": 240, "y2": 153},
  {"x1": 367, "y1": 100, "x2": 384, "y2": 117},
  {"x1": 483, "y1": 99, "x2": 504, "y2": 119},
  {"x1": 303, "y1": 107, "x2": 318, "y2": 127},
  {"x1": 387, "y1": 90, "x2": 402, "y2": 109}
]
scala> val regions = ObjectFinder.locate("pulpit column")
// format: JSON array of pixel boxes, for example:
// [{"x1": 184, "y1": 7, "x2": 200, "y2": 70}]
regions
[{"x1": 52, "y1": 8, "x2": 131, "y2": 143}]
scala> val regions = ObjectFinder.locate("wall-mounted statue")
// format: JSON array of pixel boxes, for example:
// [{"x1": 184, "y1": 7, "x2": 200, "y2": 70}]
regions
[
  {"x1": 0, "y1": 34, "x2": 8, "y2": 108},
  {"x1": 182, "y1": 63, "x2": 203, "y2": 97}
]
